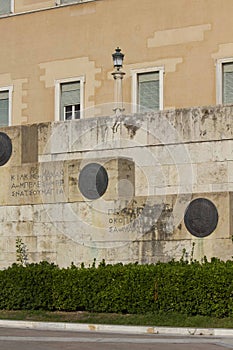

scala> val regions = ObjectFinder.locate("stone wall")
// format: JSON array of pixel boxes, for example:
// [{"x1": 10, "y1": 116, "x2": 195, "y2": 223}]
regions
[{"x1": 0, "y1": 105, "x2": 233, "y2": 267}]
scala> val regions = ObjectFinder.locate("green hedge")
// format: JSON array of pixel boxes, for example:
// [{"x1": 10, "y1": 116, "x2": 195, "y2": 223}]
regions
[{"x1": 0, "y1": 259, "x2": 232, "y2": 317}]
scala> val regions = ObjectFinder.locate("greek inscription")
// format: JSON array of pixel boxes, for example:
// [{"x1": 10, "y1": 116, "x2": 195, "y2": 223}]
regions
[
  {"x1": 108, "y1": 224, "x2": 135, "y2": 233},
  {"x1": 107, "y1": 207, "x2": 139, "y2": 233},
  {"x1": 10, "y1": 166, "x2": 64, "y2": 198},
  {"x1": 107, "y1": 203, "x2": 174, "y2": 235}
]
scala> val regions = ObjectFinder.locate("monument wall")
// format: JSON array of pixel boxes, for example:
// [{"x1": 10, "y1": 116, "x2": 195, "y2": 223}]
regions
[{"x1": 0, "y1": 105, "x2": 233, "y2": 267}]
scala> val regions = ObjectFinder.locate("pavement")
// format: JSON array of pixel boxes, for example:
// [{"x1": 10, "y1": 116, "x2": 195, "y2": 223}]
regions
[{"x1": 0, "y1": 319, "x2": 232, "y2": 337}]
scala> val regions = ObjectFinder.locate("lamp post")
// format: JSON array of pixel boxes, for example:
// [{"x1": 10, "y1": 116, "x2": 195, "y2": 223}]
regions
[{"x1": 112, "y1": 47, "x2": 125, "y2": 115}]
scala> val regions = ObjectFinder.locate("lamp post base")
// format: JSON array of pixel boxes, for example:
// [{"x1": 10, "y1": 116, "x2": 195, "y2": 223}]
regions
[{"x1": 112, "y1": 107, "x2": 125, "y2": 116}]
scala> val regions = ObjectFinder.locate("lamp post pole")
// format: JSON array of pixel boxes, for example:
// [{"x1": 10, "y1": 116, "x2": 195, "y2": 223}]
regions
[{"x1": 112, "y1": 47, "x2": 125, "y2": 116}]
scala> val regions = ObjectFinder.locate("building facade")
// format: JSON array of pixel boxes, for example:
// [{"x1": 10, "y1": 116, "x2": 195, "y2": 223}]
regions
[
  {"x1": 0, "y1": 0, "x2": 233, "y2": 126},
  {"x1": 0, "y1": 0, "x2": 233, "y2": 267}
]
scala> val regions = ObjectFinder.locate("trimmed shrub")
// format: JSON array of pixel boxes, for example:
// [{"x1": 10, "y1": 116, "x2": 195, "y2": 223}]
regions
[{"x1": 0, "y1": 258, "x2": 232, "y2": 316}]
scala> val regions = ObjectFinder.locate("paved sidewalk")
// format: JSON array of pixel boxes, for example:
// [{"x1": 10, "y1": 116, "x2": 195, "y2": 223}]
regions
[{"x1": 0, "y1": 319, "x2": 232, "y2": 337}]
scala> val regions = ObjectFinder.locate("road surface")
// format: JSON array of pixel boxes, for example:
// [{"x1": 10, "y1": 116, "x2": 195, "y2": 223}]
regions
[{"x1": 0, "y1": 327, "x2": 233, "y2": 350}]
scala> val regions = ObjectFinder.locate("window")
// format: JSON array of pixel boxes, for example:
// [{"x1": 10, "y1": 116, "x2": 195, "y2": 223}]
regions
[
  {"x1": 131, "y1": 67, "x2": 164, "y2": 113},
  {"x1": 216, "y1": 58, "x2": 233, "y2": 105},
  {"x1": 0, "y1": 87, "x2": 12, "y2": 126},
  {"x1": 222, "y1": 62, "x2": 233, "y2": 104},
  {"x1": 55, "y1": 77, "x2": 85, "y2": 121},
  {"x1": 0, "y1": 0, "x2": 13, "y2": 16},
  {"x1": 61, "y1": 81, "x2": 80, "y2": 121}
]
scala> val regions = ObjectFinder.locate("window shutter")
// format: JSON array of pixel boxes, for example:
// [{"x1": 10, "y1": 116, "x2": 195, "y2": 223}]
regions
[
  {"x1": 0, "y1": 91, "x2": 9, "y2": 126},
  {"x1": 60, "y1": 0, "x2": 79, "y2": 4},
  {"x1": 223, "y1": 62, "x2": 233, "y2": 104},
  {"x1": 61, "y1": 82, "x2": 80, "y2": 105},
  {"x1": 0, "y1": 0, "x2": 11, "y2": 15},
  {"x1": 138, "y1": 72, "x2": 159, "y2": 111}
]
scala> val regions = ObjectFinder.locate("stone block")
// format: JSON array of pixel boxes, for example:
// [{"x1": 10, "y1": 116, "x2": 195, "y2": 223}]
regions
[
  {"x1": 70, "y1": 118, "x2": 98, "y2": 153},
  {"x1": 0, "y1": 207, "x2": 6, "y2": 222},
  {"x1": 120, "y1": 114, "x2": 148, "y2": 147},
  {"x1": 5, "y1": 205, "x2": 33, "y2": 222},
  {"x1": 38, "y1": 122, "x2": 51, "y2": 156},
  {"x1": 36, "y1": 235, "x2": 57, "y2": 253},
  {"x1": 50, "y1": 122, "x2": 70, "y2": 154},
  {"x1": 21, "y1": 125, "x2": 38, "y2": 164},
  {"x1": 193, "y1": 237, "x2": 233, "y2": 262},
  {"x1": 123, "y1": 146, "x2": 157, "y2": 168},
  {"x1": 174, "y1": 192, "x2": 231, "y2": 242},
  {"x1": 150, "y1": 145, "x2": 175, "y2": 166},
  {"x1": 228, "y1": 161, "x2": 233, "y2": 183},
  {"x1": 163, "y1": 239, "x2": 193, "y2": 262},
  {"x1": 0, "y1": 252, "x2": 16, "y2": 268},
  {"x1": 0, "y1": 126, "x2": 21, "y2": 167},
  {"x1": 97, "y1": 116, "x2": 121, "y2": 149},
  {"x1": 212, "y1": 140, "x2": 233, "y2": 161},
  {"x1": 192, "y1": 183, "x2": 213, "y2": 193},
  {"x1": 38, "y1": 154, "x2": 52, "y2": 162},
  {"x1": 148, "y1": 111, "x2": 183, "y2": 145},
  {"x1": 135, "y1": 166, "x2": 151, "y2": 196},
  {"x1": 197, "y1": 161, "x2": 228, "y2": 185},
  {"x1": 212, "y1": 183, "x2": 230, "y2": 192},
  {"x1": 32, "y1": 222, "x2": 63, "y2": 237},
  {"x1": 6, "y1": 161, "x2": 66, "y2": 205},
  {"x1": 153, "y1": 186, "x2": 178, "y2": 195},
  {"x1": 188, "y1": 142, "x2": 213, "y2": 164},
  {"x1": 174, "y1": 163, "x2": 197, "y2": 186},
  {"x1": 67, "y1": 157, "x2": 135, "y2": 202},
  {"x1": 33, "y1": 204, "x2": 51, "y2": 223},
  {"x1": 0, "y1": 167, "x2": 9, "y2": 205},
  {"x1": 0, "y1": 221, "x2": 33, "y2": 237},
  {"x1": 0, "y1": 125, "x2": 39, "y2": 167},
  {"x1": 28, "y1": 252, "x2": 57, "y2": 265}
]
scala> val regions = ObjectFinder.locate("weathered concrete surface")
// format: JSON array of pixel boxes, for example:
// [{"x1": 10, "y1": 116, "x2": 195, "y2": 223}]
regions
[{"x1": 0, "y1": 106, "x2": 233, "y2": 267}]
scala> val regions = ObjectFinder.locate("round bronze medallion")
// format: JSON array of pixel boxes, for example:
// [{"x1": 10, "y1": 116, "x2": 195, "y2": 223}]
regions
[
  {"x1": 78, "y1": 163, "x2": 108, "y2": 200},
  {"x1": 184, "y1": 198, "x2": 218, "y2": 238},
  {"x1": 0, "y1": 132, "x2": 12, "y2": 166}
]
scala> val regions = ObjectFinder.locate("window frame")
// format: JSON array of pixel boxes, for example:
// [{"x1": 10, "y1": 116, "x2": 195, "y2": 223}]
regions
[
  {"x1": 64, "y1": 104, "x2": 80, "y2": 120},
  {"x1": 216, "y1": 57, "x2": 233, "y2": 105},
  {"x1": 55, "y1": 76, "x2": 85, "y2": 121},
  {"x1": 0, "y1": 86, "x2": 13, "y2": 126},
  {"x1": 131, "y1": 66, "x2": 164, "y2": 113},
  {"x1": 11, "y1": 0, "x2": 14, "y2": 13},
  {"x1": 0, "y1": 0, "x2": 14, "y2": 16}
]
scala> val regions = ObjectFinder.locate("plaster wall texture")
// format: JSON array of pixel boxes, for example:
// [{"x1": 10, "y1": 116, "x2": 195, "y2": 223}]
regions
[
  {"x1": 0, "y1": 105, "x2": 233, "y2": 267},
  {"x1": 1, "y1": 0, "x2": 233, "y2": 124}
]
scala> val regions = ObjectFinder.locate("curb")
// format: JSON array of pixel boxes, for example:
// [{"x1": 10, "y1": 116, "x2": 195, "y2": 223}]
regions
[{"x1": 0, "y1": 320, "x2": 233, "y2": 337}]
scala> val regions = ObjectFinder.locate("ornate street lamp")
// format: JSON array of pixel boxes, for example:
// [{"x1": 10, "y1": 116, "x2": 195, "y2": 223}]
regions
[
  {"x1": 112, "y1": 47, "x2": 125, "y2": 115},
  {"x1": 112, "y1": 47, "x2": 124, "y2": 71}
]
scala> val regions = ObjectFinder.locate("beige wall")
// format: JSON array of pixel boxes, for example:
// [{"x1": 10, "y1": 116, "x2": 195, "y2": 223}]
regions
[
  {"x1": 14, "y1": 0, "x2": 54, "y2": 13},
  {"x1": 0, "y1": 0, "x2": 233, "y2": 124}
]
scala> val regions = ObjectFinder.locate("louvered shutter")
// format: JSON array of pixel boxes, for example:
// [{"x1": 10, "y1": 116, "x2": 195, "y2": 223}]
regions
[
  {"x1": 60, "y1": 0, "x2": 78, "y2": 4},
  {"x1": 138, "y1": 72, "x2": 159, "y2": 111},
  {"x1": 60, "y1": 82, "x2": 80, "y2": 120},
  {"x1": 223, "y1": 62, "x2": 233, "y2": 104},
  {"x1": 0, "y1": 91, "x2": 9, "y2": 126},
  {"x1": 0, "y1": 0, "x2": 11, "y2": 15}
]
